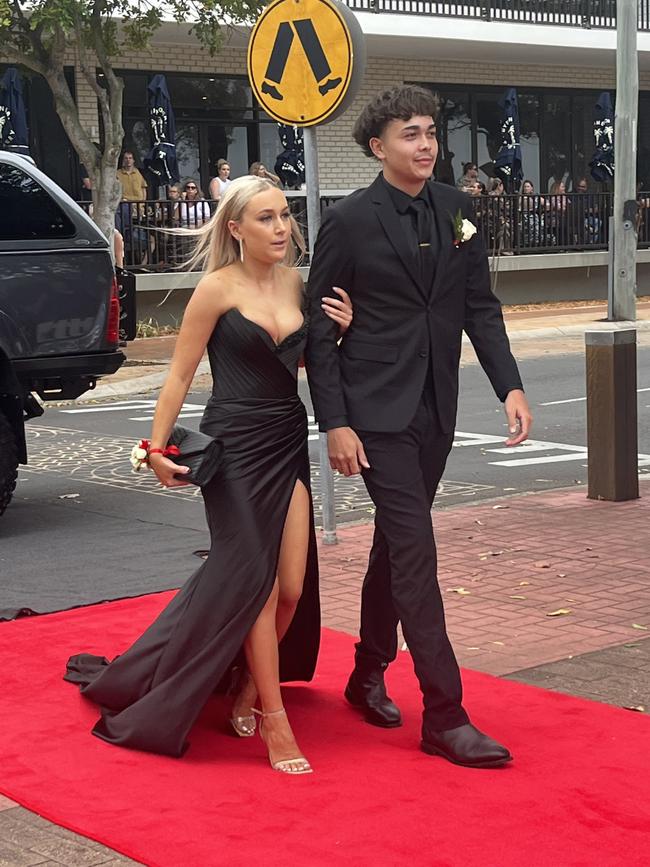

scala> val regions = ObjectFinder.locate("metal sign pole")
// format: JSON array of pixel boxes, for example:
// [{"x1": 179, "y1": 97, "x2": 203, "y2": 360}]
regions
[
  {"x1": 612, "y1": 0, "x2": 638, "y2": 321},
  {"x1": 304, "y1": 125, "x2": 337, "y2": 545}
]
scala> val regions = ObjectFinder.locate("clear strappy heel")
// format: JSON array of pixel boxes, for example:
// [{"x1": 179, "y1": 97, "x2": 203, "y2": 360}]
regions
[
  {"x1": 252, "y1": 708, "x2": 313, "y2": 775},
  {"x1": 229, "y1": 668, "x2": 257, "y2": 737}
]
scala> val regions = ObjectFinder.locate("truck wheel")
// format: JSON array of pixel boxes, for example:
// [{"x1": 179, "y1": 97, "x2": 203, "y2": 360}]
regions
[{"x1": 0, "y1": 410, "x2": 19, "y2": 516}]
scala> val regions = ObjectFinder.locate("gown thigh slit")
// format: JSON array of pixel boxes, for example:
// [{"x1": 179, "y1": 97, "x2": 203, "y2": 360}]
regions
[{"x1": 65, "y1": 308, "x2": 320, "y2": 758}]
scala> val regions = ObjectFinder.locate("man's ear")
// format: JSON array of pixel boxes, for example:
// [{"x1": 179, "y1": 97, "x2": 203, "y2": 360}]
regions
[{"x1": 369, "y1": 136, "x2": 385, "y2": 161}]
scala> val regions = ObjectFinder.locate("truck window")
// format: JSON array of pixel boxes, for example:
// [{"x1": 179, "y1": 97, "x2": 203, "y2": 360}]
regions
[{"x1": 0, "y1": 162, "x2": 76, "y2": 240}]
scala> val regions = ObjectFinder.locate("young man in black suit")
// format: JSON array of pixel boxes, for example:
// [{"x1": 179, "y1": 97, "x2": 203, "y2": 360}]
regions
[{"x1": 305, "y1": 85, "x2": 532, "y2": 768}]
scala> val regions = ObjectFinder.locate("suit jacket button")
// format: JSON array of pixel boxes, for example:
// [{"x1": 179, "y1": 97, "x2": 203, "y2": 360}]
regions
[{"x1": 419, "y1": 349, "x2": 428, "y2": 358}]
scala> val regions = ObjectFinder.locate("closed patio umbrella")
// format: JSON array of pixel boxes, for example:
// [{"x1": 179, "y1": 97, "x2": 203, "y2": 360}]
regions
[
  {"x1": 274, "y1": 124, "x2": 305, "y2": 189},
  {"x1": 589, "y1": 91, "x2": 615, "y2": 182},
  {"x1": 0, "y1": 68, "x2": 30, "y2": 156},
  {"x1": 494, "y1": 87, "x2": 523, "y2": 192},
  {"x1": 143, "y1": 74, "x2": 179, "y2": 187}
]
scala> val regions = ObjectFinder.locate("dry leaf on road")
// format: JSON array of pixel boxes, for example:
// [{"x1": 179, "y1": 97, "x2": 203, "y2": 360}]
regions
[
  {"x1": 632, "y1": 623, "x2": 648, "y2": 631},
  {"x1": 546, "y1": 608, "x2": 572, "y2": 617},
  {"x1": 447, "y1": 587, "x2": 471, "y2": 596}
]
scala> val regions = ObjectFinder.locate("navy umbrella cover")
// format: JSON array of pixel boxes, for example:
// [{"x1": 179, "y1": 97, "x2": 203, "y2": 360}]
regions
[
  {"x1": 589, "y1": 92, "x2": 614, "y2": 183},
  {"x1": 494, "y1": 87, "x2": 523, "y2": 191},
  {"x1": 143, "y1": 74, "x2": 179, "y2": 186},
  {"x1": 0, "y1": 68, "x2": 30, "y2": 155},
  {"x1": 274, "y1": 124, "x2": 305, "y2": 189}
]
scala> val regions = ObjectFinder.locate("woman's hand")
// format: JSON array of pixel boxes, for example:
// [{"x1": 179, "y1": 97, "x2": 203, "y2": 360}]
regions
[
  {"x1": 149, "y1": 453, "x2": 191, "y2": 488},
  {"x1": 322, "y1": 286, "x2": 353, "y2": 336}
]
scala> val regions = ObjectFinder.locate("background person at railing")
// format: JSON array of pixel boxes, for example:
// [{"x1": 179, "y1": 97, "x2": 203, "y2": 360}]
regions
[
  {"x1": 249, "y1": 161, "x2": 282, "y2": 187},
  {"x1": 208, "y1": 159, "x2": 232, "y2": 205},
  {"x1": 519, "y1": 179, "x2": 544, "y2": 249},
  {"x1": 486, "y1": 177, "x2": 513, "y2": 255},
  {"x1": 636, "y1": 180, "x2": 650, "y2": 242},
  {"x1": 179, "y1": 179, "x2": 212, "y2": 228},
  {"x1": 456, "y1": 160, "x2": 479, "y2": 191},
  {"x1": 116, "y1": 150, "x2": 149, "y2": 266},
  {"x1": 545, "y1": 180, "x2": 571, "y2": 247},
  {"x1": 572, "y1": 177, "x2": 602, "y2": 246}
]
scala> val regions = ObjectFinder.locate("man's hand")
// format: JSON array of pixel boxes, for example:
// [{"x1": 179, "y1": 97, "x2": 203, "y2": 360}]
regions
[
  {"x1": 327, "y1": 427, "x2": 370, "y2": 476},
  {"x1": 504, "y1": 389, "x2": 532, "y2": 446}
]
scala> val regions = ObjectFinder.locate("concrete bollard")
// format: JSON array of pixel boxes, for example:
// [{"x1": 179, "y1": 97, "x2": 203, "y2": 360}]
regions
[{"x1": 585, "y1": 329, "x2": 639, "y2": 501}]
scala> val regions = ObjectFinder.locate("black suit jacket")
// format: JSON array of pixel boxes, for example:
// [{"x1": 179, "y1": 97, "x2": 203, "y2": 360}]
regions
[{"x1": 304, "y1": 174, "x2": 523, "y2": 434}]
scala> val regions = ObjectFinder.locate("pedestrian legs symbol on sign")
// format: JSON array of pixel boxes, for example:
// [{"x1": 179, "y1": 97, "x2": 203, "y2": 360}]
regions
[{"x1": 262, "y1": 18, "x2": 342, "y2": 101}]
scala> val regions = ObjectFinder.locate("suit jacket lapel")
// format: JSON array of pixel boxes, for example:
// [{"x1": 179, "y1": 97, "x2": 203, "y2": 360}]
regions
[
  {"x1": 429, "y1": 182, "x2": 453, "y2": 299},
  {"x1": 369, "y1": 176, "x2": 424, "y2": 297}
]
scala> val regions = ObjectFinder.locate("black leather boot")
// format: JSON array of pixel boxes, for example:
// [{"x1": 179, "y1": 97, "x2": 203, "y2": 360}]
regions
[{"x1": 344, "y1": 660, "x2": 402, "y2": 728}]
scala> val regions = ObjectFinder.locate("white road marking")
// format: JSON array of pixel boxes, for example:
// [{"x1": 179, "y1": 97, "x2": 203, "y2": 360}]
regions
[
  {"x1": 57, "y1": 406, "x2": 650, "y2": 470},
  {"x1": 540, "y1": 386, "x2": 650, "y2": 406}
]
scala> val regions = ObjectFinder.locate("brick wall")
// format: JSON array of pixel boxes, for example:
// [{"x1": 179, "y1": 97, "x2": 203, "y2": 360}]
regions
[{"x1": 4, "y1": 34, "x2": 647, "y2": 190}]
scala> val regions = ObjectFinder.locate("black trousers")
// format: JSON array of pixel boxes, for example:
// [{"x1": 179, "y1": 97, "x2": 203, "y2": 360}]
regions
[{"x1": 356, "y1": 387, "x2": 469, "y2": 732}]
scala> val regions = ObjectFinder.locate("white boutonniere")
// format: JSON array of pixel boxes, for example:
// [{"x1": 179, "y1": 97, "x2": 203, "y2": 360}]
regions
[{"x1": 451, "y1": 209, "x2": 477, "y2": 247}]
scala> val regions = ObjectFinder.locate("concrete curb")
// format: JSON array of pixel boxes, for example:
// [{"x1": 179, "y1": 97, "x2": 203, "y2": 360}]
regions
[
  {"x1": 80, "y1": 360, "x2": 211, "y2": 402},
  {"x1": 79, "y1": 320, "x2": 650, "y2": 402},
  {"x1": 500, "y1": 318, "x2": 650, "y2": 342}
]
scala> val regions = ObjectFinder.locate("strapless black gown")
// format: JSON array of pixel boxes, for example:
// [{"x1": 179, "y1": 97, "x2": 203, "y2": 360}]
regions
[{"x1": 64, "y1": 308, "x2": 320, "y2": 757}]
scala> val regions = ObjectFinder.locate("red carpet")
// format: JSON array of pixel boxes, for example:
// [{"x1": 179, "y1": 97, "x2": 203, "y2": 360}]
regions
[{"x1": 0, "y1": 592, "x2": 649, "y2": 867}]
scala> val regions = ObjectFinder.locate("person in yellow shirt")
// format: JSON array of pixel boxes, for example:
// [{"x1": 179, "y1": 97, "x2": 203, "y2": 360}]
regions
[
  {"x1": 116, "y1": 151, "x2": 149, "y2": 265},
  {"x1": 117, "y1": 151, "x2": 147, "y2": 201}
]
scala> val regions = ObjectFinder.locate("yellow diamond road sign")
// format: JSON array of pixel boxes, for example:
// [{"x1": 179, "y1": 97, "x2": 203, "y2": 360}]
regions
[{"x1": 248, "y1": 0, "x2": 365, "y2": 127}]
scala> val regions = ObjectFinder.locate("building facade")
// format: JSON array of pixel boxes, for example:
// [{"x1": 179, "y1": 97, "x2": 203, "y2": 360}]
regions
[{"x1": 3, "y1": 4, "x2": 650, "y2": 196}]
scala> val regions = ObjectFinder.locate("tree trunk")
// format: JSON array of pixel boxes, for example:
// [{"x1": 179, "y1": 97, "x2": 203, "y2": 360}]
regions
[{"x1": 44, "y1": 65, "x2": 124, "y2": 250}]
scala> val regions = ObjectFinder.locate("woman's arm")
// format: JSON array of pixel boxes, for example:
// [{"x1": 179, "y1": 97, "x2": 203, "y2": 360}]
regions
[
  {"x1": 148, "y1": 274, "x2": 225, "y2": 486},
  {"x1": 208, "y1": 178, "x2": 220, "y2": 201}
]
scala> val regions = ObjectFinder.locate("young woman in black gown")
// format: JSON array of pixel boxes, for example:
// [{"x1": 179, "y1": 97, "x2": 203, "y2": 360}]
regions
[{"x1": 65, "y1": 176, "x2": 352, "y2": 774}]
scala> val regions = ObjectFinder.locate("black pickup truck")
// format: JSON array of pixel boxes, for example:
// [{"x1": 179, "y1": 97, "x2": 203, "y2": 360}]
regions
[{"x1": 0, "y1": 151, "x2": 126, "y2": 515}]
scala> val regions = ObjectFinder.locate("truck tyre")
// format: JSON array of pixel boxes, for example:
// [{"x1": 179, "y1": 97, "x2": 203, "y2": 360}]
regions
[{"x1": 0, "y1": 409, "x2": 19, "y2": 516}]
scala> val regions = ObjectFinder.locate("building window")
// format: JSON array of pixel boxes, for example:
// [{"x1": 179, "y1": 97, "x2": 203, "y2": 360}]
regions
[
  {"x1": 0, "y1": 163, "x2": 75, "y2": 239},
  {"x1": 116, "y1": 71, "x2": 283, "y2": 194},
  {"x1": 426, "y1": 83, "x2": 649, "y2": 192}
]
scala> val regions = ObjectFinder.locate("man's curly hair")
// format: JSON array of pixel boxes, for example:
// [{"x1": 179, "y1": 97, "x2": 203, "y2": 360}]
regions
[{"x1": 353, "y1": 86, "x2": 440, "y2": 158}]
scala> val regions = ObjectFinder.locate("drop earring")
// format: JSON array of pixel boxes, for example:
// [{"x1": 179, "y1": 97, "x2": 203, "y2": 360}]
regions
[{"x1": 238, "y1": 238, "x2": 244, "y2": 263}]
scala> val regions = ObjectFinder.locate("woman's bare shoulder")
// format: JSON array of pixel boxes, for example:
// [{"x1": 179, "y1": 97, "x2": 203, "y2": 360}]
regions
[{"x1": 192, "y1": 267, "x2": 239, "y2": 312}]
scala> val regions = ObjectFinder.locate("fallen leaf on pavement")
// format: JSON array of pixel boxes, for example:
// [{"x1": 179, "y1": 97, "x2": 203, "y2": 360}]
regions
[
  {"x1": 492, "y1": 504, "x2": 509, "y2": 510},
  {"x1": 447, "y1": 587, "x2": 471, "y2": 595},
  {"x1": 546, "y1": 608, "x2": 572, "y2": 617},
  {"x1": 466, "y1": 646, "x2": 481, "y2": 650},
  {"x1": 58, "y1": 493, "x2": 80, "y2": 499},
  {"x1": 534, "y1": 561, "x2": 551, "y2": 569},
  {"x1": 623, "y1": 705, "x2": 646, "y2": 713},
  {"x1": 519, "y1": 581, "x2": 530, "y2": 586},
  {"x1": 475, "y1": 520, "x2": 484, "y2": 526},
  {"x1": 557, "y1": 573, "x2": 567, "y2": 578},
  {"x1": 478, "y1": 550, "x2": 504, "y2": 557},
  {"x1": 632, "y1": 623, "x2": 648, "y2": 631},
  {"x1": 509, "y1": 595, "x2": 527, "y2": 600}
]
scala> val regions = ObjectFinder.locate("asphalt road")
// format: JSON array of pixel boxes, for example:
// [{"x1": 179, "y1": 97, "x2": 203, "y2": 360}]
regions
[{"x1": 1, "y1": 348, "x2": 648, "y2": 616}]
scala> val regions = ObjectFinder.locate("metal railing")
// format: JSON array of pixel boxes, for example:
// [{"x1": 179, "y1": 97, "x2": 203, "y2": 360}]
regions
[
  {"x1": 472, "y1": 192, "x2": 616, "y2": 255},
  {"x1": 342, "y1": 0, "x2": 650, "y2": 30},
  {"x1": 78, "y1": 195, "x2": 345, "y2": 271},
  {"x1": 78, "y1": 191, "x2": 650, "y2": 271}
]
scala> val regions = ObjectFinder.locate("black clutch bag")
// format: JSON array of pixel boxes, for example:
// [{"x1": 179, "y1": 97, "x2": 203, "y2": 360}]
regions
[{"x1": 166, "y1": 425, "x2": 223, "y2": 487}]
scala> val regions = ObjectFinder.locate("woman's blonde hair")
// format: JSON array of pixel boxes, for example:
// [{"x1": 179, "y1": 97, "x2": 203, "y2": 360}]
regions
[{"x1": 182, "y1": 175, "x2": 305, "y2": 273}]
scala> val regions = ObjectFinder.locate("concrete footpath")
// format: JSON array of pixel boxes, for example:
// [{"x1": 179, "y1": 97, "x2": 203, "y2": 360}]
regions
[{"x1": 1, "y1": 301, "x2": 649, "y2": 865}]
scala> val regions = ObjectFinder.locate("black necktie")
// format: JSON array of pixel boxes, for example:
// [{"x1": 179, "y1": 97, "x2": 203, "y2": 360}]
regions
[{"x1": 409, "y1": 198, "x2": 435, "y2": 291}]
